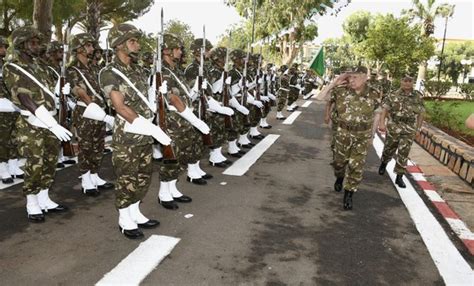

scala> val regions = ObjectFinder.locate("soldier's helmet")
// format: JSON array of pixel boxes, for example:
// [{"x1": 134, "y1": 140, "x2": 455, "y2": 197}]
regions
[
  {"x1": 47, "y1": 40, "x2": 63, "y2": 54},
  {"x1": 209, "y1": 47, "x2": 227, "y2": 63},
  {"x1": 162, "y1": 33, "x2": 183, "y2": 50},
  {"x1": 11, "y1": 26, "x2": 41, "y2": 49},
  {"x1": 190, "y1": 38, "x2": 213, "y2": 53},
  {"x1": 230, "y1": 49, "x2": 246, "y2": 62},
  {"x1": 0, "y1": 36, "x2": 9, "y2": 48},
  {"x1": 69, "y1": 33, "x2": 94, "y2": 52},
  {"x1": 108, "y1": 23, "x2": 142, "y2": 48},
  {"x1": 279, "y1": 64, "x2": 288, "y2": 72},
  {"x1": 291, "y1": 63, "x2": 299, "y2": 69}
]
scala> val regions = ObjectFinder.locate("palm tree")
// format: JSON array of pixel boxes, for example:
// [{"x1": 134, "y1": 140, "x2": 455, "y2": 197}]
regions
[{"x1": 404, "y1": 0, "x2": 455, "y2": 83}]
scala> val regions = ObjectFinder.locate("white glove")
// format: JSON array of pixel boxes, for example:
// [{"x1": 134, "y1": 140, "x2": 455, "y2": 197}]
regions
[
  {"x1": 159, "y1": 80, "x2": 168, "y2": 95},
  {"x1": 268, "y1": 93, "x2": 276, "y2": 101},
  {"x1": 189, "y1": 78, "x2": 199, "y2": 101},
  {"x1": 229, "y1": 97, "x2": 249, "y2": 115},
  {"x1": 179, "y1": 107, "x2": 210, "y2": 134},
  {"x1": 202, "y1": 79, "x2": 208, "y2": 90},
  {"x1": 246, "y1": 93, "x2": 255, "y2": 104},
  {"x1": 219, "y1": 106, "x2": 234, "y2": 116},
  {"x1": 207, "y1": 97, "x2": 221, "y2": 113},
  {"x1": 124, "y1": 115, "x2": 172, "y2": 146},
  {"x1": 260, "y1": 95, "x2": 270, "y2": 102},
  {"x1": 266, "y1": 75, "x2": 271, "y2": 81},
  {"x1": 104, "y1": 115, "x2": 115, "y2": 129},
  {"x1": 61, "y1": 83, "x2": 71, "y2": 95},
  {"x1": 252, "y1": 100, "x2": 263, "y2": 108},
  {"x1": 225, "y1": 76, "x2": 232, "y2": 85},
  {"x1": 67, "y1": 99, "x2": 76, "y2": 110},
  {"x1": 35, "y1": 105, "x2": 72, "y2": 141},
  {"x1": 148, "y1": 86, "x2": 157, "y2": 110},
  {"x1": 247, "y1": 80, "x2": 256, "y2": 90},
  {"x1": 258, "y1": 78, "x2": 264, "y2": 84},
  {"x1": 211, "y1": 77, "x2": 223, "y2": 94}
]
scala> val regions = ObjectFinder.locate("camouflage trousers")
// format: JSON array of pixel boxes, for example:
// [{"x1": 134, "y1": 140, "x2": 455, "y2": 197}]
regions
[
  {"x1": 159, "y1": 113, "x2": 202, "y2": 182},
  {"x1": 330, "y1": 121, "x2": 338, "y2": 162},
  {"x1": 74, "y1": 111, "x2": 105, "y2": 174},
  {"x1": 381, "y1": 127, "x2": 416, "y2": 175},
  {"x1": 225, "y1": 111, "x2": 239, "y2": 142},
  {"x1": 234, "y1": 110, "x2": 251, "y2": 135},
  {"x1": 16, "y1": 116, "x2": 60, "y2": 196},
  {"x1": 112, "y1": 143, "x2": 153, "y2": 209},
  {"x1": 249, "y1": 105, "x2": 263, "y2": 127},
  {"x1": 333, "y1": 128, "x2": 372, "y2": 192},
  {"x1": 287, "y1": 89, "x2": 299, "y2": 106},
  {"x1": 277, "y1": 90, "x2": 288, "y2": 112},
  {"x1": 0, "y1": 112, "x2": 19, "y2": 162},
  {"x1": 208, "y1": 112, "x2": 227, "y2": 147}
]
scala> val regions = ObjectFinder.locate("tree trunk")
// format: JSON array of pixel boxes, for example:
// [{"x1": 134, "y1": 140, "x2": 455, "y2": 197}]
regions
[
  {"x1": 86, "y1": 0, "x2": 101, "y2": 41},
  {"x1": 54, "y1": 22, "x2": 63, "y2": 42},
  {"x1": 33, "y1": 0, "x2": 54, "y2": 42}
]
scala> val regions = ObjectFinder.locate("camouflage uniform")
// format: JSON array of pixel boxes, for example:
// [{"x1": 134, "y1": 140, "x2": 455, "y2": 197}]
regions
[
  {"x1": 381, "y1": 89, "x2": 424, "y2": 174},
  {"x1": 3, "y1": 29, "x2": 60, "y2": 196},
  {"x1": 277, "y1": 69, "x2": 290, "y2": 112},
  {"x1": 287, "y1": 65, "x2": 300, "y2": 107},
  {"x1": 68, "y1": 38, "x2": 106, "y2": 175},
  {"x1": 328, "y1": 85, "x2": 347, "y2": 159},
  {"x1": 228, "y1": 51, "x2": 250, "y2": 136},
  {"x1": 100, "y1": 29, "x2": 154, "y2": 209},
  {"x1": 332, "y1": 85, "x2": 380, "y2": 192},
  {"x1": 248, "y1": 55, "x2": 262, "y2": 127},
  {"x1": 0, "y1": 36, "x2": 19, "y2": 165}
]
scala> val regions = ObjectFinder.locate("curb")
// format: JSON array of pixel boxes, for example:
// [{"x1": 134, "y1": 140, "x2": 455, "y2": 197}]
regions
[{"x1": 406, "y1": 160, "x2": 474, "y2": 256}]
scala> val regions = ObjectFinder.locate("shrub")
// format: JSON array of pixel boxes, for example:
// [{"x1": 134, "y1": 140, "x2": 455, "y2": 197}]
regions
[
  {"x1": 424, "y1": 80, "x2": 452, "y2": 97},
  {"x1": 459, "y1": 83, "x2": 474, "y2": 100}
]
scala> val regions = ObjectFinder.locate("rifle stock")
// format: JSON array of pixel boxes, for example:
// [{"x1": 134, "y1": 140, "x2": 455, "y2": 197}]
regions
[
  {"x1": 156, "y1": 73, "x2": 178, "y2": 164},
  {"x1": 222, "y1": 70, "x2": 233, "y2": 131},
  {"x1": 59, "y1": 30, "x2": 75, "y2": 157},
  {"x1": 198, "y1": 75, "x2": 213, "y2": 147}
]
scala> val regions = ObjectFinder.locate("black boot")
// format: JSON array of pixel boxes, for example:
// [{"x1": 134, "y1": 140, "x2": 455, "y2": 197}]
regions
[
  {"x1": 343, "y1": 190, "x2": 353, "y2": 210},
  {"x1": 378, "y1": 162, "x2": 387, "y2": 175},
  {"x1": 395, "y1": 174, "x2": 406, "y2": 188},
  {"x1": 334, "y1": 177, "x2": 344, "y2": 192},
  {"x1": 119, "y1": 227, "x2": 144, "y2": 239}
]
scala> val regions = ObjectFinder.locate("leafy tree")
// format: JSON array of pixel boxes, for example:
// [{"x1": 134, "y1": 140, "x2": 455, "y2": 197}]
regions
[
  {"x1": 322, "y1": 37, "x2": 357, "y2": 74},
  {"x1": 0, "y1": 0, "x2": 33, "y2": 37},
  {"x1": 363, "y1": 14, "x2": 435, "y2": 78},
  {"x1": 438, "y1": 41, "x2": 474, "y2": 83},
  {"x1": 342, "y1": 10, "x2": 372, "y2": 44}
]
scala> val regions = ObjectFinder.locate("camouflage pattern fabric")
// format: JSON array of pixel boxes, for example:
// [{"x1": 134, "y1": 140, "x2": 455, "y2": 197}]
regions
[
  {"x1": 288, "y1": 72, "x2": 299, "y2": 106},
  {"x1": 112, "y1": 143, "x2": 152, "y2": 209},
  {"x1": 381, "y1": 88, "x2": 425, "y2": 174},
  {"x1": 331, "y1": 85, "x2": 380, "y2": 192},
  {"x1": 277, "y1": 72, "x2": 289, "y2": 112},
  {"x1": 0, "y1": 113, "x2": 19, "y2": 161},
  {"x1": 207, "y1": 61, "x2": 229, "y2": 146},
  {"x1": 228, "y1": 66, "x2": 250, "y2": 135},
  {"x1": 68, "y1": 58, "x2": 106, "y2": 174}
]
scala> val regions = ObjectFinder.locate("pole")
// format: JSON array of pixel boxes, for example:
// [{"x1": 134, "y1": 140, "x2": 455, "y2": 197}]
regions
[
  {"x1": 250, "y1": 0, "x2": 257, "y2": 53},
  {"x1": 437, "y1": 16, "x2": 449, "y2": 82}
]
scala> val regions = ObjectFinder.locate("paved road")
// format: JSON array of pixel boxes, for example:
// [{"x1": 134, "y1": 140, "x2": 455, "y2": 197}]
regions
[{"x1": 0, "y1": 100, "x2": 450, "y2": 285}]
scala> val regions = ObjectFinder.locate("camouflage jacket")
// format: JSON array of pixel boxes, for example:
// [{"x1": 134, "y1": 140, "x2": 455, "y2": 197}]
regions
[
  {"x1": 3, "y1": 53, "x2": 56, "y2": 113},
  {"x1": 67, "y1": 58, "x2": 106, "y2": 109},
  {"x1": 184, "y1": 58, "x2": 213, "y2": 109},
  {"x1": 383, "y1": 88, "x2": 424, "y2": 133},
  {"x1": 278, "y1": 72, "x2": 290, "y2": 95},
  {"x1": 100, "y1": 56, "x2": 154, "y2": 146},
  {"x1": 207, "y1": 61, "x2": 224, "y2": 102},
  {"x1": 0, "y1": 58, "x2": 11, "y2": 100},
  {"x1": 331, "y1": 85, "x2": 380, "y2": 131},
  {"x1": 289, "y1": 73, "x2": 299, "y2": 94}
]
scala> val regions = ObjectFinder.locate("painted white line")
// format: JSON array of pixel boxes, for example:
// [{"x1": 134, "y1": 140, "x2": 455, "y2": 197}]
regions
[
  {"x1": 96, "y1": 235, "x2": 180, "y2": 286},
  {"x1": 302, "y1": 101, "x2": 312, "y2": 108},
  {"x1": 446, "y1": 218, "x2": 474, "y2": 240},
  {"x1": 373, "y1": 136, "x2": 474, "y2": 285},
  {"x1": 223, "y1": 134, "x2": 280, "y2": 176},
  {"x1": 411, "y1": 173, "x2": 426, "y2": 182},
  {"x1": 282, "y1": 111, "x2": 302, "y2": 125},
  {"x1": 424, "y1": 190, "x2": 445, "y2": 203}
]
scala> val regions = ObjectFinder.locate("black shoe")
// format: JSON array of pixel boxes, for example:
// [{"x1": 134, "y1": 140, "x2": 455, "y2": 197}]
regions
[
  {"x1": 2, "y1": 177, "x2": 14, "y2": 184},
  {"x1": 83, "y1": 188, "x2": 100, "y2": 197},
  {"x1": 138, "y1": 219, "x2": 160, "y2": 229},
  {"x1": 97, "y1": 182, "x2": 114, "y2": 190},
  {"x1": 249, "y1": 134, "x2": 265, "y2": 140},
  {"x1": 173, "y1": 195, "x2": 192, "y2": 203},
  {"x1": 260, "y1": 125, "x2": 272, "y2": 129},
  {"x1": 222, "y1": 160, "x2": 232, "y2": 166},
  {"x1": 103, "y1": 148, "x2": 112, "y2": 154},
  {"x1": 43, "y1": 204, "x2": 69, "y2": 213},
  {"x1": 56, "y1": 162, "x2": 65, "y2": 168},
  {"x1": 119, "y1": 227, "x2": 144, "y2": 239},
  {"x1": 106, "y1": 130, "x2": 113, "y2": 136},
  {"x1": 228, "y1": 152, "x2": 242, "y2": 158},
  {"x1": 62, "y1": 159, "x2": 76, "y2": 165},
  {"x1": 334, "y1": 177, "x2": 344, "y2": 192},
  {"x1": 28, "y1": 213, "x2": 45, "y2": 223},
  {"x1": 12, "y1": 174, "x2": 24, "y2": 179},
  {"x1": 153, "y1": 157, "x2": 163, "y2": 162},
  {"x1": 238, "y1": 150, "x2": 246, "y2": 155},
  {"x1": 186, "y1": 176, "x2": 207, "y2": 185},
  {"x1": 343, "y1": 190, "x2": 353, "y2": 210},
  {"x1": 395, "y1": 175, "x2": 406, "y2": 188},
  {"x1": 378, "y1": 162, "x2": 387, "y2": 175},
  {"x1": 238, "y1": 143, "x2": 251, "y2": 149},
  {"x1": 159, "y1": 199, "x2": 179, "y2": 210},
  {"x1": 276, "y1": 117, "x2": 286, "y2": 120},
  {"x1": 209, "y1": 161, "x2": 227, "y2": 168},
  {"x1": 202, "y1": 173, "x2": 213, "y2": 180}
]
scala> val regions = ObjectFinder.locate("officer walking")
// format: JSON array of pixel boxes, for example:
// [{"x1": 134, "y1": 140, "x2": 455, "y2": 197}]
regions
[
  {"x1": 378, "y1": 75, "x2": 425, "y2": 188},
  {"x1": 275, "y1": 65, "x2": 289, "y2": 120}
]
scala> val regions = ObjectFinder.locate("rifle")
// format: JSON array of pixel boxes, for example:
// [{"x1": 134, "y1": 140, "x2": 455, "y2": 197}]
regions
[
  {"x1": 198, "y1": 26, "x2": 213, "y2": 147},
  {"x1": 263, "y1": 65, "x2": 271, "y2": 113},
  {"x1": 156, "y1": 8, "x2": 177, "y2": 164},
  {"x1": 222, "y1": 34, "x2": 233, "y2": 131},
  {"x1": 268, "y1": 69, "x2": 277, "y2": 107},
  {"x1": 59, "y1": 25, "x2": 75, "y2": 157},
  {"x1": 254, "y1": 53, "x2": 264, "y2": 117},
  {"x1": 241, "y1": 45, "x2": 251, "y2": 127}
]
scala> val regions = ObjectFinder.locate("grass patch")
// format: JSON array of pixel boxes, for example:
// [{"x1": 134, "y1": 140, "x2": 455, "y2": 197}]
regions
[{"x1": 425, "y1": 100, "x2": 474, "y2": 136}]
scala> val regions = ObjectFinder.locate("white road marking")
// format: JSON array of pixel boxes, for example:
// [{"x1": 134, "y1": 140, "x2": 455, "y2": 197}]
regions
[
  {"x1": 411, "y1": 173, "x2": 426, "y2": 182},
  {"x1": 223, "y1": 134, "x2": 280, "y2": 176},
  {"x1": 446, "y1": 218, "x2": 474, "y2": 240},
  {"x1": 424, "y1": 190, "x2": 445, "y2": 203},
  {"x1": 282, "y1": 111, "x2": 302, "y2": 125},
  {"x1": 96, "y1": 235, "x2": 180, "y2": 286},
  {"x1": 302, "y1": 101, "x2": 312, "y2": 108},
  {"x1": 373, "y1": 135, "x2": 474, "y2": 285}
]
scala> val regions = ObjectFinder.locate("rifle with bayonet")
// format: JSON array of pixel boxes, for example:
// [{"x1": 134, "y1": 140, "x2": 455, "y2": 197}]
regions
[
  {"x1": 222, "y1": 37, "x2": 233, "y2": 131},
  {"x1": 254, "y1": 53, "x2": 264, "y2": 117},
  {"x1": 156, "y1": 8, "x2": 177, "y2": 164},
  {"x1": 198, "y1": 26, "x2": 213, "y2": 147},
  {"x1": 59, "y1": 25, "x2": 75, "y2": 157},
  {"x1": 241, "y1": 47, "x2": 251, "y2": 127},
  {"x1": 263, "y1": 65, "x2": 271, "y2": 113}
]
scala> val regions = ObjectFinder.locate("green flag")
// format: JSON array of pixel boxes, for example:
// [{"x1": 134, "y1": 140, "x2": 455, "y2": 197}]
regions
[{"x1": 309, "y1": 47, "x2": 325, "y2": 76}]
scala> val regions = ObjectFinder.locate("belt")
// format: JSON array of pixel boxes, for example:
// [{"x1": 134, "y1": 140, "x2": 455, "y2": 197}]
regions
[
  {"x1": 20, "y1": 109, "x2": 56, "y2": 116},
  {"x1": 392, "y1": 116, "x2": 416, "y2": 124},
  {"x1": 338, "y1": 121, "x2": 371, "y2": 132}
]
